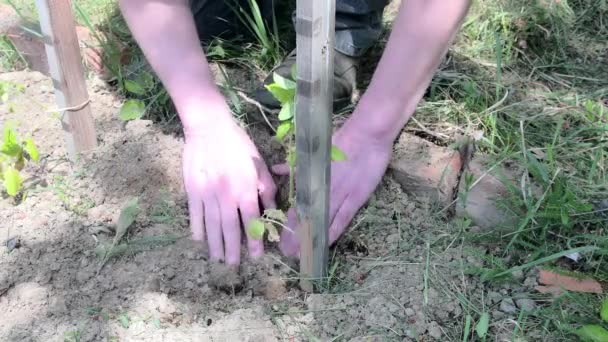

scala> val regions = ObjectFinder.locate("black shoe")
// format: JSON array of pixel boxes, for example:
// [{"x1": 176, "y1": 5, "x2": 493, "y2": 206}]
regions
[{"x1": 254, "y1": 49, "x2": 358, "y2": 112}]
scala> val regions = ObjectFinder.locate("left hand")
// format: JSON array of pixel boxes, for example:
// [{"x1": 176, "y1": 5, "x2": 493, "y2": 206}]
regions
[{"x1": 272, "y1": 120, "x2": 393, "y2": 257}]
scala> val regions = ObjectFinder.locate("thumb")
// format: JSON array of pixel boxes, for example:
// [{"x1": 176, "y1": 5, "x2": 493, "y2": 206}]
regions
[{"x1": 271, "y1": 163, "x2": 290, "y2": 176}]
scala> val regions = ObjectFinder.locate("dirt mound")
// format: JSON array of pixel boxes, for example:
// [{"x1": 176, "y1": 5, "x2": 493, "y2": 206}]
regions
[{"x1": 1, "y1": 71, "x2": 461, "y2": 341}]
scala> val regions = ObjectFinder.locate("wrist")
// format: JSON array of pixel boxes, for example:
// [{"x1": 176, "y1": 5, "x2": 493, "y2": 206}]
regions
[
  {"x1": 347, "y1": 91, "x2": 416, "y2": 145},
  {"x1": 174, "y1": 87, "x2": 233, "y2": 135}
]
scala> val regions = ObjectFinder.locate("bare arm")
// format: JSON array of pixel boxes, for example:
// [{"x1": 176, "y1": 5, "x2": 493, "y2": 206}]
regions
[
  {"x1": 118, "y1": 0, "x2": 228, "y2": 132},
  {"x1": 347, "y1": 0, "x2": 472, "y2": 140},
  {"x1": 118, "y1": 0, "x2": 277, "y2": 265}
]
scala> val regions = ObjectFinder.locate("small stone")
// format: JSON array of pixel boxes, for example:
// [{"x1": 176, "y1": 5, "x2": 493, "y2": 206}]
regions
[
  {"x1": 524, "y1": 275, "x2": 538, "y2": 288},
  {"x1": 492, "y1": 310, "x2": 505, "y2": 320},
  {"x1": 146, "y1": 277, "x2": 161, "y2": 292},
  {"x1": 164, "y1": 268, "x2": 176, "y2": 280},
  {"x1": 405, "y1": 308, "x2": 415, "y2": 317},
  {"x1": 207, "y1": 263, "x2": 243, "y2": 294},
  {"x1": 125, "y1": 120, "x2": 153, "y2": 136},
  {"x1": 499, "y1": 298, "x2": 517, "y2": 314},
  {"x1": 455, "y1": 158, "x2": 523, "y2": 231},
  {"x1": 515, "y1": 298, "x2": 537, "y2": 312},
  {"x1": 76, "y1": 269, "x2": 93, "y2": 283},
  {"x1": 48, "y1": 297, "x2": 68, "y2": 315},
  {"x1": 488, "y1": 291, "x2": 502, "y2": 304},
  {"x1": 4, "y1": 236, "x2": 21, "y2": 251},
  {"x1": 512, "y1": 269, "x2": 524, "y2": 280},
  {"x1": 157, "y1": 294, "x2": 177, "y2": 315},
  {"x1": 427, "y1": 321, "x2": 442, "y2": 339},
  {"x1": 264, "y1": 276, "x2": 286, "y2": 300}
]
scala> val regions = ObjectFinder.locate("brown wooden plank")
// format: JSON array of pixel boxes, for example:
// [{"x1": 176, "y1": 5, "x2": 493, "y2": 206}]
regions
[
  {"x1": 35, "y1": 0, "x2": 96, "y2": 158},
  {"x1": 295, "y1": 0, "x2": 335, "y2": 292}
]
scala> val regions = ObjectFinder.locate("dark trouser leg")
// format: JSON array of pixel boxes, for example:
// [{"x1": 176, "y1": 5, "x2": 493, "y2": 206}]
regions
[
  {"x1": 189, "y1": 0, "x2": 272, "y2": 42},
  {"x1": 190, "y1": 0, "x2": 389, "y2": 109},
  {"x1": 190, "y1": 0, "x2": 388, "y2": 55},
  {"x1": 335, "y1": 0, "x2": 389, "y2": 57}
]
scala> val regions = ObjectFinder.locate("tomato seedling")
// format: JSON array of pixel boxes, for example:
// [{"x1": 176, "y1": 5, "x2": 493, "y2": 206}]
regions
[{"x1": 246, "y1": 66, "x2": 346, "y2": 242}]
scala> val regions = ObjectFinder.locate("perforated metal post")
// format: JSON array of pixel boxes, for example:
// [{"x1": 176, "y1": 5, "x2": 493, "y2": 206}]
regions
[{"x1": 295, "y1": 0, "x2": 335, "y2": 292}]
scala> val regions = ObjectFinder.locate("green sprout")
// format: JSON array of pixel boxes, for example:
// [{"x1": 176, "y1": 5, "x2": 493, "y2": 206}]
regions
[{"x1": 0, "y1": 123, "x2": 39, "y2": 198}]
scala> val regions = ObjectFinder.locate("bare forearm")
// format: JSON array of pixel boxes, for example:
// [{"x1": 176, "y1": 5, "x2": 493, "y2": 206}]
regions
[
  {"x1": 350, "y1": 0, "x2": 471, "y2": 140},
  {"x1": 118, "y1": 0, "x2": 227, "y2": 129}
]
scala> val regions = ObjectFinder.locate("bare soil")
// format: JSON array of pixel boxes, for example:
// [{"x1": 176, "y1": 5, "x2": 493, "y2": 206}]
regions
[{"x1": 0, "y1": 71, "x2": 466, "y2": 341}]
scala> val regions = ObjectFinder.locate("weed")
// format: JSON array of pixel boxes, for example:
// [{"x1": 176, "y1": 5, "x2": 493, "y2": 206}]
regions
[
  {"x1": 150, "y1": 189, "x2": 187, "y2": 227},
  {"x1": 0, "y1": 121, "x2": 39, "y2": 199},
  {"x1": 95, "y1": 197, "x2": 180, "y2": 267},
  {"x1": 51, "y1": 175, "x2": 95, "y2": 215},
  {"x1": 0, "y1": 35, "x2": 26, "y2": 71},
  {"x1": 228, "y1": 0, "x2": 283, "y2": 68},
  {"x1": 63, "y1": 329, "x2": 82, "y2": 342}
]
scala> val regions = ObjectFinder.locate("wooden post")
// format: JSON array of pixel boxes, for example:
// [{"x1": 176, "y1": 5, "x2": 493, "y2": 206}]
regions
[
  {"x1": 295, "y1": 0, "x2": 335, "y2": 292},
  {"x1": 35, "y1": 0, "x2": 97, "y2": 158}
]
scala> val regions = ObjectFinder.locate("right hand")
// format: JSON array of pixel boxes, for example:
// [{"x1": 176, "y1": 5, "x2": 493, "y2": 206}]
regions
[{"x1": 182, "y1": 107, "x2": 277, "y2": 265}]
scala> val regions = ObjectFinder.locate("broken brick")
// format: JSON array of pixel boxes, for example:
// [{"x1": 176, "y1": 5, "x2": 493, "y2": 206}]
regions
[
  {"x1": 537, "y1": 269, "x2": 603, "y2": 294},
  {"x1": 389, "y1": 133, "x2": 462, "y2": 206}
]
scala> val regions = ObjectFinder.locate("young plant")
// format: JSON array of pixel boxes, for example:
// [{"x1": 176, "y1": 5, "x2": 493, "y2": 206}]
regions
[
  {"x1": 246, "y1": 67, "x2": 346, "y2": 242},
  {"x1": 574, "y1": 298, "x2": 608, "y2": 341},
  {"x1": 0, "y1": 123, "x2": 39, "y2": 198}
]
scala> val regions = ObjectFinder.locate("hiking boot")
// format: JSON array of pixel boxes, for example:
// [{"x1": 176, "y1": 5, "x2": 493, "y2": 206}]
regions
[{"x1": 254, "y1": 49, "x2": 358, "y2": 112}]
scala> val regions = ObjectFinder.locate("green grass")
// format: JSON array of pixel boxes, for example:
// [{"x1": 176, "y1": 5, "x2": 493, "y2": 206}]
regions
[{"x1": 416, "y1": 0, "x2": 608, "y2": 340}]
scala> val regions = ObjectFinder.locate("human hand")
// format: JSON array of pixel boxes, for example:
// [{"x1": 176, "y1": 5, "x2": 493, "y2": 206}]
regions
[
  {"x1": 272, "y1": 118, "x2": 393, "y2": 257},
  {"x1": 182, "y1": 111, "x2": 277, "y2": 265}
]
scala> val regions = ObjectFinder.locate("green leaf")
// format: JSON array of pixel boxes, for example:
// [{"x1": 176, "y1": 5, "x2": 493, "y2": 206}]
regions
[
  {"x1": 1, "y1": 91, "x2": 8, "y2": 103},
  {"x1": 137, "y1": 71, "x2": 155, "y2": 90},
  {"x1": 246, "y1": 218, "x2": 265, "y2": 240},
  {"x1": 124, "y1": 79, "x2": 145, "y2": 95},
  {"x1": 118, "y1": 313, "x2": 130, "y2": 329},
  {"x1": 575, "y1": 325, "x2": 608, "y2": 342},
  {"x1": 331, "y1": 145, "x2": 347, "y2": 161},
  {"x1": 114, "y1": 197, "x2": 140, "y2": 245},
  {"x1": 3, "y1": 166, "x2": 22, "y2": 196},
  {"x1": 601, "y1": 299, "x2": 608, "y2": 322},
  {"x1": 475, "y1": 312, "x2": 490, "y2": 338},
  {"x1": 23, "y1": 138, "x2": 39, "y2": 162},
  {"x1": 278, "y1": 101, "x2": 295, "y2": 121},
  {"x1": 119, "y1": 99, "x2": 145, "y2": 121},
  {"x1": 1, "y1": 125, "x2": 21, "y2": 156},
  {"x1": 264, "y1": 84, "x2": 295, "y2": 104},
  {"x1": 275, "y1": 121, "x2": 292, "y2": 141},
  {"x1": 273, "y1": 72, "x2": 296, "y2": 90}
]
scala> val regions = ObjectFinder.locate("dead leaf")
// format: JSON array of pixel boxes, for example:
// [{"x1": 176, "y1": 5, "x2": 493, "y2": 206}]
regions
[{"x1": 537, "y1": 269, "x2": 603, "y2": 294}]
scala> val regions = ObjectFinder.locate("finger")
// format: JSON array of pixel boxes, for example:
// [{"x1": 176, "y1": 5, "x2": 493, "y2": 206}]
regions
[
  {"x1": 328, "y1": 195, "x2": 359, "y2": 245},
  {"x1": 271, "y1": 163, "x2": 290, "y2": 176},
  {"x1": 187, "y1": 192, "x2": 205, "y2": 241},
  {"x1": 220, "y1": 197, "x2": 241, "y2": 266},
  {"x1": 279, "y1": 208, "x2": 299, "y2": 257},
  {"x1": 328, "y1": 176, "x2": 348, "y2": 224},
  {"x1": 239, "y1": 195, "x2": 264, "y2": 258},
  {"x1": 256, "y1": 162, "x2": 278, "y2": 209},
  {"x1": 203, "y1": 194, "x2": 224, "y2": 262}
]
